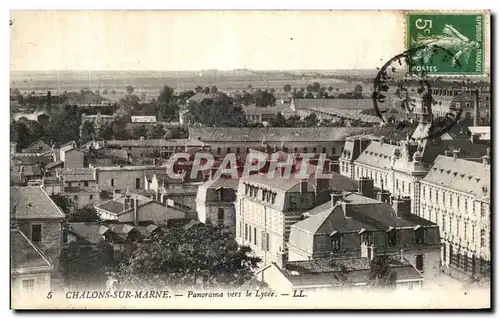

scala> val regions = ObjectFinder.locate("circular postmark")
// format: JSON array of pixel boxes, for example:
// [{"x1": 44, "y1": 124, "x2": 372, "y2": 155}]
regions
[{"x1": 372, "y1": 45, "x2": 468, "y2": 141}]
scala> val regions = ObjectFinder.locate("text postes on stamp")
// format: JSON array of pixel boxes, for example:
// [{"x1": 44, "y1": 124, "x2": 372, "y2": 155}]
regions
[{"x1": 407, "y1": 12, "x2": 485, "y2": 75}]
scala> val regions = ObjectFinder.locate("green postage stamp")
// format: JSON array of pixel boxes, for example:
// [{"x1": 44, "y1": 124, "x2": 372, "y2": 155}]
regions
[{"x1": 407, "y1": 12, "x2": 486, "y2": 75}]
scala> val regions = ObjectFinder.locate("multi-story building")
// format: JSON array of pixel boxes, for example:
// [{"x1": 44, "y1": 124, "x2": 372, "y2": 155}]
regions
[
  {"x1": 287, "y1": 192, "x2": 442, "y2": 281},
  {"x1": 94, "y1": 165, "x2": 164, "y2": 192},
  {"x1": 196, "y1": 177, "x2": 238, "y2": 230},
  {"x1": 57, "y1": 168, "x2": 100, "y2": 209},
  {"x1": 189, "y1": 127, "x2": 368, "y2": 159},
  {"x1": 235, "y1": 166, "x2": 357, "y2": 266},
  {"x1": 10, "y1": 186, "x2": 65, "y2": 272},
  {"x1": 339, "y1": 119, "x2": 489, "y2": 215},
  {"x1": 419, "y1": 152, "x2": 490, "y2": 279}
]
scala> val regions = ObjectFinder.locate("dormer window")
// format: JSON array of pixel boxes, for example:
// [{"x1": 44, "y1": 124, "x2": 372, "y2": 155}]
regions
[
  {"x1": 387, "y1": 228, "x2": 398, "y2": 247},
  {"x1": 415, "y1": 226, "x2": 426, "y2": 245},
  {"x1": 330, "y1": 232, "x2": 342, "y2": 251}
]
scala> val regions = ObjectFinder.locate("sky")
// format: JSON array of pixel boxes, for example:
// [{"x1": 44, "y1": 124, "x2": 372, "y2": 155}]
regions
[{"x1": 10, "y1": 10, "x2": 406, "y2": 71}]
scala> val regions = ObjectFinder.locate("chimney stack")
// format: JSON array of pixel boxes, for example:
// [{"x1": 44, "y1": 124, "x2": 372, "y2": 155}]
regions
[
  {"x1": 275, "y1": 251, "x2": 288, "y2": 269},
  {"x1": 376, "y1": 190, "x2": 391, "y2": 203},
  {"x1": 299, "y1": 180, "x2": 308, "y2": 194},
  {"x1": 133, "y1": 197, "x2": 139, "y2": 225},
  {"x1": 474, "y1": 89, "x2": 480, "y2": 126},
  {"x1": 113, "y1": 188, "x2": 122, "y2": 200},
  {"x1": 452, "y1": 149, "x2": 460, "y2": 160},
  {"x1": 330, "y1": 191, "x2": 344, "y2": 208},
  {"x1": 444, "y1": 150, "x2": 452, "y2": 157},
  {"x1": 124, "y1": 194, "x2": 131, "y2": 210},
  {"x1": 358, "y1": 176, "x2": 374, "y2": 198},
  {"x1": 392, "y1": 196, "x2": 411, "y2": 217},
  {"x1": 482, "y1": 155, "x2": 490, "y2": 166}
]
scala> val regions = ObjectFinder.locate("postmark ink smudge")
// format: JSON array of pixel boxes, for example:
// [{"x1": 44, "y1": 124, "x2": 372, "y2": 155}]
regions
[{"x1": 373, "y1": 45, "x2": 466, "y2": 141}]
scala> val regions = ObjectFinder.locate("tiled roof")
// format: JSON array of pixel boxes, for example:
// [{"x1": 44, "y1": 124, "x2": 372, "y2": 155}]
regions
[
  {"x1": 188, "y1": 127, "x2": 366, "y2": 142},
  {"x1": 46, "y1": 160, "x2": 64, "y2": 170},
  {"x1": 13, "y1": 155, "x2": 53, "y2": 166},
  {"x1": 21, "y1": 138, "x2": 51, "y2": 154},
  {"x1": 59, "y1": 168, "x2": 95, "y2": 182},
  {"x1": 10, "y1": 186, "x2": 65, "y2": 220},
  {"x1": 292, "y1": 98, "x2": 374, "y2": 110},
  {"x1": 354, "y1": 142, "x2": 399, "y2": 169},
  {"x1": 68, "y1": 222, "x2": 105, "y2": 244},
  {"x1": 422, "y1": 155, "x2": 490, "y2": 198},
  {"x1": 97, "y1": 193, "x2": 154, "y2": 215},
  {"x1": 199, "y1": 177, "x2": 239, "y2": 191},
  {"x1": 131, "y1": 116, "x2": 157, "y2": 123},
  {"x1": 105, "y1": 139, "x2": 185, "y2": 148},
  {"x1": 241, "y1": 164, "x2": 319, "y2": 191},
  {"x1": 11, "y1": 228, "x2": 53, "y2": 270},
  {"x1": 287, "y1": 257, "x2": 371, "y2": 273}
]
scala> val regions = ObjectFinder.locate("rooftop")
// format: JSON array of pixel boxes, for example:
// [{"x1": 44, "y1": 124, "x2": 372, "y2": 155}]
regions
[
  {"x1": 10, "y1": 186, "x2": 65, "y2": 220},
  {"x1": 11, "y1": 228, "x2": 53, "y2": 271},
  {"x1": 292, "y1": 98, "x2": 374, "y2": 110},
  {"x1": 189, "y1": 127, "x2": 367, "y2": 142},
  {"x1": 422, "y1": 155, "x2": 490, "y2": 198}
]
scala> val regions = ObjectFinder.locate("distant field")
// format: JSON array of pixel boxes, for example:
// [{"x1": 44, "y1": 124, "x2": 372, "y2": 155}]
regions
[{"x1": 10, "y1": 70, "x2": 381, "y2": 96}]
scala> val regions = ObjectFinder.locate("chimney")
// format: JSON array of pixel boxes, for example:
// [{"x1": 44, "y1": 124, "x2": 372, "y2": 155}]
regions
[
  {"x1": 482, "y1": 155, "x2": 490, "y2": 166},
  {"x1": 376, "y1": 190, "x2": 391, "y2": 203},
  {"x1": 113, "y1": 188, "x2": 122, "y2": 200},
  {"x1": 452, "y1": 149, "x2": 460, "y2": 160},
  {"x1": 330, "y1": 191, "x2": 344, "y2": 207},
  {"x1": 474, "y1": 89, "x2": 480, "y2": 126},
  {"x1": 400, "y1": 249, "x2": 405, "y2": 262},
  {"x1": 358, "y1": 176, "x2": 374, "y2": 198},
  {"x1": 124, "y1": 194, "x2": 131, "y2": 210},
  {"x1": 392, "y1": 196, "x2": 411, "y2": 217},
  {"x1": 299, "y1": 180, "x2": 308, "y2": 193},
  {"x1": 275, "y1": 251, "x2": 288, "y2": 269},
  {"x1": 133, "y1": 197, "x2": 139, "y2": 225}
]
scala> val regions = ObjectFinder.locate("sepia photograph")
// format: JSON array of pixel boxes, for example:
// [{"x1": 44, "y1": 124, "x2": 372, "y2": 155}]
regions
[{"x1": 9, "y1": 9, "x2": 491, "y2": 310}]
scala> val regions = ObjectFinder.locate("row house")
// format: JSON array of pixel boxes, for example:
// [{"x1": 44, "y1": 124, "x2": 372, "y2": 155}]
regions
[
  {"x1": 419, "y1": 153, "x2": 490, "y2": 279},
  {"x1": 287, "y1": 192, "x2": 442, "y2": 281},
  {"x1": 188, "y1": 127, "x2": 369, "y2": 160}
]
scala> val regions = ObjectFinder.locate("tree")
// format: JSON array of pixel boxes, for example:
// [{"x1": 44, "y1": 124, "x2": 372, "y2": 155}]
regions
[
  {"x1": 210, "y1": 86, "x2": 218, "y2": 94},
  {"x1": 203, "y1": 87, "x2": 210, "y2": 94},
  {"x1": 112, "y1": 113, "x2": 130, "y2": 140},
  {"x1": 147, "y1": 124, "x2": 165, "y2": 139},
  {"x1": 132, "y1": 125, "x2": 148, "y2": 139},
  {"x1": 354, "y1": 84, "x2": 364, "y2": 97},
  {"x1": 98, "y1": 122, "x2": 114, "y2": 140},
  {"x1": 328, "y1": 86, "x2": 334, "y2": 92},
  {"x1": 126, "y1": 85, "x2": 135, "y2": 95},
  {"x1": 303, "y1": 112, "x2": 320, "y2": 127},
  {"x1": 67, "y1": 205, "x2": 101, "y2": 222},
  {"x1": 368, "y1": 255, "x2": 397, "y2": 289},
  {"x1": 285, "y1": 115, "x2": 304, "y2": 127},
  {"x1": 189, "y1": 94, "x2": 247, "y2": 127},
  {"x1": 46, "y1": 105, "x2": 82, "y2": 145},
  {"x1": 80, "y1": 121, "x2": 95, "y2": 144},
  {"x1": 111, "y1": 89, "x2": 116, "y2": 95},
  {"x1": 269, "y1": 113, "x2": 287, "y2": 127},
  {"x1": 60, "y1": 241, "x2": 114, "y2": 289},
  {"x1": 283, "y1": 84, "x2": 292, "y2": 93},
  {"x1": 157, "y1": 85, "x2": 178, "y2": 121},
  {"x1": 252, "y1": 89, "x2": 276, "y2": 107},
  {"x1": 102, "y1": 89, "x2": 108, "y2": 94},
  {"x1": 194, "y1": 86, "x2": 203, "y2": 93},
  {"x1": 51, "y1": 194, "x2": 74, "y2": 215},
  {"x1": 116, "y1": 224, "x2": 261, "y2": 290}
]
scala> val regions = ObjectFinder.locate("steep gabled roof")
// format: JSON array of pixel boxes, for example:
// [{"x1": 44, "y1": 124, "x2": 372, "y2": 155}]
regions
[
  {"x1": 11, "y1": 228, "x2": 53, "y2": 271},
  {"x1": 10, "y1": 186, "x2": 65, "y2": 220}
]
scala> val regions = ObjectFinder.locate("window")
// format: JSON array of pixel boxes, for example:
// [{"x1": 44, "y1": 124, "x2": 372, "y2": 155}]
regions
[
  {"x1": 217, "y1": 147, "x2": 221, "y2": 155},
  {"x1": 387, "y1": 229, "x2": 398, "y2": 247},
  {"x1": 331, "y1": 234, "x2": 341, "y2": 251},
  {"x1": 416, "y1": 254, "x2": 424, "y2": 272},
  {"x1": 408, "y1": 282, "x2": 414, "y2": 290},
  {"x1": 249, "y1": 225, "x2": 252, "y2": 243},
  {"x1": 442, "y1": 215, "x2": 446, "y2": 233},
  {"x1": 396, "y1": 180, "x2": 399, "y2": 190},
  {"x1": 480, "y1": 229, "x2": 486, "y2": 247},
  {"x1": 449, "y1": 194, "x2": 452, "y2": 206},
  {"x1": 293, "y1": 147, "x2": 298, "y2": 153},
  {"x1": 332, "y1": 147, "x2": 336, "y2": 154},
  {"x1": 31, "y1": 224, "x2": 42, "y2": 243},
  {"x1": 312, "y1": 147, "x2": 317, "y2": 153},
  {"x1": 236, "y1": 148, "x2": 241, "y2": 154},
  {"x1": 136, "y1": 178, "x2": 141, "y2": 189},
  {"x1": 481, "y1": 204, "x2": 486, "y2": 217},
  {"x1": 322, "y1": 147, "x2": 327, "y2": 154},
  {"x1": 415, "y1": 228, "x2": 425, "y2": 244},
  {"x1": 111, "y1": 179, "x2": 114, "y2": 187},
  {"x1": 84, "y1": 181, "x2": 89, "y2": 187},
  {"x1": 253, "y1": 228, "x2": 257, "y2": 245},
  {"x1": 302, "y1": 147, "x2": 308, "y2": 153},
  {"x1": 227, "y1": 148, "x2": 231, "y2": 154},
  {"x1": 89, "y1": 195, "x2": 93, "y2": 200},
  {"x1": 465, "y1": 199, "x2": 468, "y2": 211},
  {"x1": 457, "y1": 196, "x2": 460, "y2": 209},
  {"x1": 22, "y1": 279, "x2": 35, "y2": 292},
  {"x1": 442, "y1": 192, "x2": 445, "y2": 203},
  {"x1": 244, "y1": 224, "x2": 248, "y2": 241},
  {"x1": 464, "y1": 223, "x2": 468, "y2": 242},
  {"x1": 217, "y1": 208, "x2": 224, "y2": 226}
]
